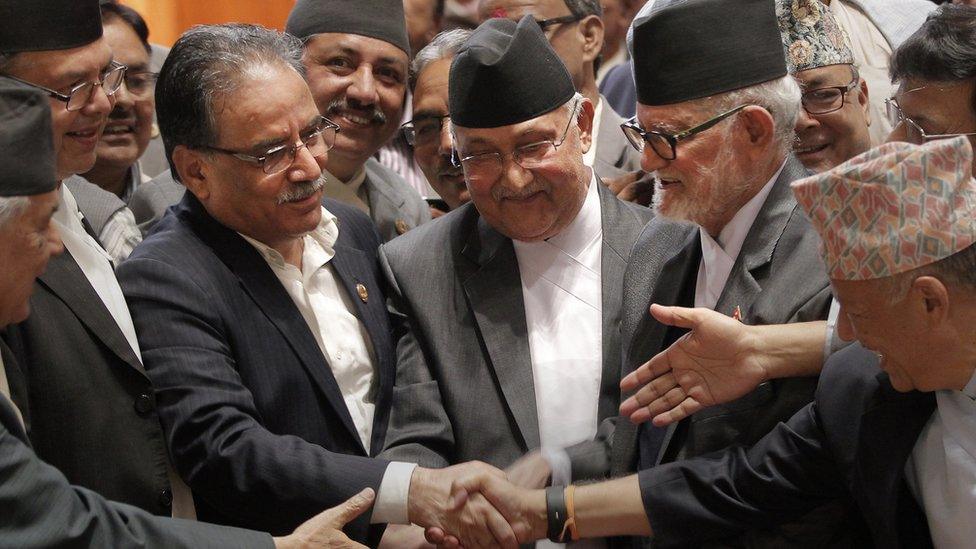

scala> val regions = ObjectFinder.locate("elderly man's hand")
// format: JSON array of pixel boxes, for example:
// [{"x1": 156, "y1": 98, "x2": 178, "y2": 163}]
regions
[
  {"x1": 619, "y1": 304, "x2": 769, "y2": 427},
  {"x1": 408, "y1": 462, "x2": 519, "y2": 548},
  {"x1": 425, "y1": 472, "x2": 547, "y2": 548},
  {"x1": 604, "y1": 170, "x2": 656, "y2": 206},
  {"x1": 273, "y1": 488, "x2": 375, "y2": 549}
]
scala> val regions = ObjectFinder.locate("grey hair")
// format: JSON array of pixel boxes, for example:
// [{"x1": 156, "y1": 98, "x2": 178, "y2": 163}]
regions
[
  {"x1": 0, "y1": 196, "x2": 30, "y2": 229},
  {"x1": 410, "y1": 28, "x2": 473, "y2": 91},
  {"x1": 154, "y1": 24, "x2": 306, "y2": 182},
  {"x1": 691, "y1": 75, "x2": 801, "y2": 157}
]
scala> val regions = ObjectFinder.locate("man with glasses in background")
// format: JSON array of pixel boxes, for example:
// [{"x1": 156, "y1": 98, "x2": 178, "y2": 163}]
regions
[
  {"x1": 574, "y1": 0, "x2": 844, "y2": 544},
  {"x1": 0, "y1": 0, "x2": 197, "y2": 519},
  {"x1": 378, "y1": 15, "x2": 650, "y2": 547}
]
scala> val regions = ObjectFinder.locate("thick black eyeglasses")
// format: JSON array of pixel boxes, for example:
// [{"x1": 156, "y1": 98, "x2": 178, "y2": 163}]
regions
[
  {"x1": 203, "y1": 116, "x2": 340, "y2": 174},
  {"x1": 620, "y1": 104, "x2": 750, "y2": 161},
  {"x1": 536, "y1": 13, "x2": 584, "y2": 31},
  {"x1": 4, "y1": 61, "x2": 127, "y2": 111}
]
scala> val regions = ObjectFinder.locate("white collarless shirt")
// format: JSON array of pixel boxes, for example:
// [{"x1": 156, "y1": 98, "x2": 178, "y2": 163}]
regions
[
  {"x1": 239, "y1": 208, "x2": 377, "y2": 453},
  {"x1": 694, "y1": 160, "x2": 786, "y2": 310},
  {"x1": 905, "y1": 370, "x2": 976, "y2": 549},
  {"x1": 513, "y1": 174, "x2": 603, "y2": 452}
]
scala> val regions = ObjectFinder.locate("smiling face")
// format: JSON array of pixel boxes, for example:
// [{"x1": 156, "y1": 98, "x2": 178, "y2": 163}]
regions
[
  {"x1": 4, "y1": 39, "x2": 115, "y2": 181},
  {"x1": 793, "y1": 64, "x2": 872, "y2": 173},
  {"x1": 301, "y1": 33, "x2": 408, "y2": 179},
  {"x1": 177, "y1": 65, "x2": 327, "y2": 250},
  {"x1": 91, "y1": 17, "x2": 154, "y2": 181},
  {"x1": 452, "y1": 101, "x2": 593, "y2": 241},
  {"x1": 0, "y1": 191, "x2": 63, "y2": 327},
  {"x1": 411, "y1": 57, "x2": 469, "y2": 209}
]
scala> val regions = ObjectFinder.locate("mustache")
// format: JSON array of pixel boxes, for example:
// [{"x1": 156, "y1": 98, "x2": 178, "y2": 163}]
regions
[
  {"x1": 276, "y1": 175, "x2": 325, "y2": 205},
  {"x1": 326, "y1": 97, "x2": 387, "y2": 125}
]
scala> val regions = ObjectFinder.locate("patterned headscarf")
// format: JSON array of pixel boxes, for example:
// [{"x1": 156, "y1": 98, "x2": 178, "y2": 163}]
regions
[
  {"x1": 776, "y1": 0, "x2": 854, "y2": 74},
  {"x1": 792, "y1": 137, "x2": 976, "y2": 281}
]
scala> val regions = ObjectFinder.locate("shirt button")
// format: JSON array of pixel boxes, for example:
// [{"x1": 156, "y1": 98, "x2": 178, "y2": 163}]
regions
[
  {"x1": 158, "y1": 488, "x2": 173, "y2": 509},
  {"x1": 134, "y1": 393, "x2": 154, "y2": 416}
]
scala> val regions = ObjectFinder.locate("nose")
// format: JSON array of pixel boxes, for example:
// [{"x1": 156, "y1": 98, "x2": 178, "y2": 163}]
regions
[
  {"x1": 836, "y1": 304, "x2": 856, "y2": 342},
  {"x1": 885, "y1": 120, "x2": 907, "y2": 144},
  {"x1": 112, "y1": 80, "x2": 135, "y2": 111},
  {"x1": 346, "y1": 64, "x2": 378, "y2": 106},
  {"x1": 288, "y1": 140, "x2": 324, "y2": 182},
  {"x1": 640, "y1": 147, "x2": 669, "y2": 173},
  {"x1": 436, "y1": 121, "x2": 453, "y2": 157},
  {"x1": 83, "y1": 81, "x2": 115, "y2": 118},
  {"x1": 794, "y1": 106, "x2": 820, "y2": 133}
]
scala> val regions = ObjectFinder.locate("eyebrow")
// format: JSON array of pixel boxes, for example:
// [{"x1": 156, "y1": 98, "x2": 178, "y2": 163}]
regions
[
  {"x1": 249, "y1": 115, "x2": 323, "y2": 152},
  {"x1": 413, "y1": 109, "x2": 448, "y2": 120}
]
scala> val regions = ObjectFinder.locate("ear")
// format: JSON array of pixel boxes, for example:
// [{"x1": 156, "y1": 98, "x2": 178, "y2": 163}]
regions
[
  {"x1": 578, "y1": 14, "x2": 605, "y2": 64},
  {"x1": 911, "y1": 275, "x2": 951, "y2": 329},
  {"x1": 857, "y1": 79, "x2": 871, "y2": 127},
  {"x1": 172, "y1": 145, "x2": 212, "y2": 201},
  {"x1": 576, "y1": 97, "x2": 596, "y2": 154},
  {"x1": 738, "y1": 105, "x2": 776, "y2": 156}
]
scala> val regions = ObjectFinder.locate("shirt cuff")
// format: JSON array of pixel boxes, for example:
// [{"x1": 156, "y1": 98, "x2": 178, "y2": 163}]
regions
[
  {"x1": 371, "y1": 461, "x2": 417, "y2": 524},
  {"x1": 541, "y1": 447, "x2": 572, "y2": 487},
  {"x1": 824, "y1": 298, "x2": 842, "y2": 360}
]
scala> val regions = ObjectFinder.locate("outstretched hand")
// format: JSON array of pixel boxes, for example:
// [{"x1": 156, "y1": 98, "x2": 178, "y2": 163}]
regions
[
  {"x1": 619, "y1": 304, "x2": 768, "y2": 427},
  {"x1": 273, "y1": 488, "x2": 375, "y2": 549}
]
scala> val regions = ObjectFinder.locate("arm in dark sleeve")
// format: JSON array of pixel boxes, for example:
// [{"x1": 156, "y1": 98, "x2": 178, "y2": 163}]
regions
[
  {"x1": 639, "y1": 400, "x2": 847, "y2": 548},
  {"x1": 376, "y1": 245, "x2": 453, "y2": 469},
  {"x1": 0, "y1": 400, "x2": 273, "y2": 549},
  {"x1": 117, "y1": 257, "x2": 388, "y2": 536}
]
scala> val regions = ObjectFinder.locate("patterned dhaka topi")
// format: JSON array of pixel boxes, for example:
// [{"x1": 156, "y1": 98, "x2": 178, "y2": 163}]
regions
[
  {"x1": 791, "y1": 136, "x2": 976, "y2": 281},
  {"x1": 776, "y1": 0, "x2": 854, "y2": 74}
]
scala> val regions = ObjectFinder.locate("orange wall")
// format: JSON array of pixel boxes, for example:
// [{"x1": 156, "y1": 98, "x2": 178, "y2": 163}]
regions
[{"x1": 121, "y1": 1, "x2": 298, "y2": 48}]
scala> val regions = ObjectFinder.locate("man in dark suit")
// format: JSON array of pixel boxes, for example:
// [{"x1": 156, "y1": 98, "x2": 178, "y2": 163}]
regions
[
  {"x1": 0, "y1": 77, "x2": 377, "y2": 549},
  {"x1": 0, "y1": 0, "x2": 194, "y2": 518},
  {"x1": 435, "y1": 130, "x2": 976, "y2": 549},
  {"x1": 116, "y1": 23, "x2": 508, "y2": 545}
]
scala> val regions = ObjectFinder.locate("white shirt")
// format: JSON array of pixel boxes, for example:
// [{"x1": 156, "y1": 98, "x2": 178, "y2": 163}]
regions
[
  {"x1": 54, "y1": 186, "x2": 196, "y2": 520},
  {"x1": 905, "y1": 370, "x2": 976, "y2": 549},
  {"x1": 240, "y1": 208, "x2": 416, "y2": 524},
  {"x1": 239, "y1": 209, "x2": 378, "y2": 452},
  {"x1": 582, "y1": 99, "x2": 604, "y2": 169},
  {"x1": 694, "y1": 160, "x2": 786, "y2": 310}
]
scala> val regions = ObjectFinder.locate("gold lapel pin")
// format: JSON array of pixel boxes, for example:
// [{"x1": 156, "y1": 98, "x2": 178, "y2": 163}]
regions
[{"x1": 356, "y1": 283, "x2": 369, "y2": 303}]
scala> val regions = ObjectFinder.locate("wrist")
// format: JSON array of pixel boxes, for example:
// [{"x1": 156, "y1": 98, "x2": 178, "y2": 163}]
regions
[
  {"x1": 528, "y1": 489, "x2": 549, "y2": 541},
  {"x1": 407, "y1": 467, "x2": 438, "y2": 526},
  {"x1": 740, "y1": 324, "x2": 770, "y2": 383}
]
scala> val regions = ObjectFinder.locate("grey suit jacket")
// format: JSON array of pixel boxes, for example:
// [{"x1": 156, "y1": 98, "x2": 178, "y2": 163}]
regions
[
  {"x1": 378, "y1": 182, "x2": 651, "y2": 475},
  {"x1": 612, "y1": 155, "x2": 832, "y2": 472},
  {"x1": 127, "y1": 169, "x2": 185, "y2": 234},
  {"x1": 593, "y1": 96, "x2": 641, "y2": 180},
  {"x1": 0, "y1": 390, "x2": 272, "y2": 548},
  {"x1": 362, "y1": 157, "x2": 431, "y2": 242}
]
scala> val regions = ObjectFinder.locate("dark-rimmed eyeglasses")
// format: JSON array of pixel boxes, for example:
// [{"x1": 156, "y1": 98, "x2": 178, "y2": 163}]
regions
[
  {"x1": 4, "y1": 61, "x2": 127, "y2": 112},
  {"x1": 621, "y1": 104, "x2": 750, "y2": 161},
  {"x1": 536, "y1": 13, "x2": 584, "y2": 32},
  {"x1": 123, "y1": 71, "x2": 158, "y2": 98},
  {"x1": 452, "y1": 99, "x2": 580, "y2": 181},
  {"x1": 401, "y1": 114, "x2": 450, "y2": 147},
  {"x1": 203, "y1": 116, "x2": 340, "y2": 175},
  {"x1": 885, "y1": 97, "x2": 976, "y2": 145}
]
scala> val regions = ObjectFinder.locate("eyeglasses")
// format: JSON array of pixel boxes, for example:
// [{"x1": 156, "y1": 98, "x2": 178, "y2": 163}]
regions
[
  {"x1": 4, "y1": 61, "x2": 127, "y2": 111},
  {"x1": 204, "y1": 116, "x2": 340, "y2": 174},
  {"x1": 885, "y1": 97, "x2": 976, "y2": 145},
  {"x1": 536, "y1": 13, "x2": 584, "y2": 32},
  {"x1": 452, "y1": 100, "x2": 579, "y2": 181},
  {"x1": 123, "y1": 71, "x2": 158, "y2": 98},
  {"x1": 621, "y1": 104, "x2": 750, "y2": 160},
  {"x1": 801, "y1": 78, "x2": 858, "y2": 115},
  {"x1": 401, "y1": 114, "x2": 450, "y2": 147}
]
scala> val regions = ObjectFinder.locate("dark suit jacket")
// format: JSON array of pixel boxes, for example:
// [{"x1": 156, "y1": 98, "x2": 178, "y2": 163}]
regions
[
  {"x1": 0, "y1": 390, "x2": 272, "y2": 548},
  {"x1": 640, "y1": 343, "x2": 933, "y2": 549},
  {"x1": 379, "y1": 182, "x2": 651, "y2": 477},
  {"x1": 2, "y1": 247, "x2": 175, "y2": 516},
  {"x1": 115, "y1": 193, "x2": 394, "y2": 540}
]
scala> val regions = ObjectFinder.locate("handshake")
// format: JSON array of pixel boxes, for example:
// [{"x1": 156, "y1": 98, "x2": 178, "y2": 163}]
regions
[{"x1": 406, "y1": 459, "x2": 551, "y2": 549}]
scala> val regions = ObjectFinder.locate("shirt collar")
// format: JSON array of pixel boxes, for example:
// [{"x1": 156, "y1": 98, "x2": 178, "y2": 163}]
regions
[
  {"x1": 706, "y1": 158, "x2": 787, "y2": 256},
  {"x1": 238, "y1": 206, "x2": 340, "y2": 271},
  {"x1": 543, "y1": 170, "x2": 602, "y2": 260}
]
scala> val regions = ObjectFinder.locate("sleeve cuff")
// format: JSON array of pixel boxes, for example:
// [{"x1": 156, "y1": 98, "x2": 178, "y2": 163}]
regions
[
  {"x1": 824, "y1": 298, "x2": 846, "y2": 359},
  {"x1": 541, "y1": 447, "x2": 571, "y2": 487},
  {"x1": 371, "y1": 461, "x2": 417, "y2": 524}
]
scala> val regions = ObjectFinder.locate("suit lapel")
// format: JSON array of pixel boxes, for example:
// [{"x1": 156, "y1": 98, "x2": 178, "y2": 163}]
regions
[
  {"x1": 179, "y1": 195, "x2": 365, "y2": 453},
  {"x1": 597, "y1": 184, "x2": 632, "y2": 421},
  {"x1": 714, "y1": 156, "x2": 807, "y2": 316},
  {"x1": 855, "y1": 373, "x2": 935, "y2": 545},
  {"x1": 459, "y1": 218, "x2": 540, "y2": 451},
  {"x1": 0, "y1": 340, "x2": 29, "y2": 442},
  {"x1": 36, "y1": 250, "x2": 145, "y2": 377}
]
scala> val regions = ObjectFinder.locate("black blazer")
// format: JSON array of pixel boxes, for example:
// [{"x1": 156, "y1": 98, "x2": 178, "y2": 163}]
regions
[
  {"x1": 2, "y1": 248, "x2": 175, "y2": 516},
  {"x1": 115, "y1": 193, "x2": 394, "y2": 540},
  {"x1": 639, "y1": 343, "x2": 934, "y2": 549}
]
